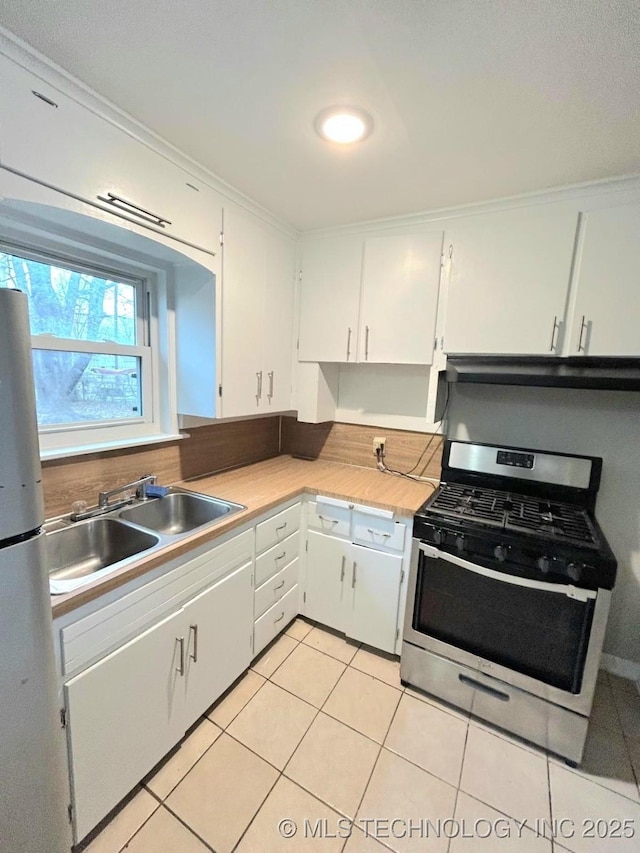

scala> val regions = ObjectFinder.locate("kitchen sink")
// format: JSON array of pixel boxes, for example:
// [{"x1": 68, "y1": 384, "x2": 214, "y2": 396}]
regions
[
  {"x1": 46, "y1": 517, "x2": 160, "y2": 583},
  {"x1": 118, "y1": 491, "x2": 243, "y2": 535}
]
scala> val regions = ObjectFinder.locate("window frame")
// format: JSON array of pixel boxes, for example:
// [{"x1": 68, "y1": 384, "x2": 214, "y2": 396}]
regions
[{"x1": 0, "y1": 238, "x2": 170, "y2": 456}]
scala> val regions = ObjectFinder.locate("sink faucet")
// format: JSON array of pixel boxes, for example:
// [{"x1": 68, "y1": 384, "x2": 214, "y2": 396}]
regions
[
  {"x1": 98, "y1": 474, "x2": 158, "y2": 509},
  {"x1": 69, "y1": 474, "x2": 158, "y2": 522}
]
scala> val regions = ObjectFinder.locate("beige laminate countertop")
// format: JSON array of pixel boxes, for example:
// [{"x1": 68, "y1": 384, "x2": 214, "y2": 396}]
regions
[{"x1": 51, "y1": 455, "x2": 438, "y2": 619}]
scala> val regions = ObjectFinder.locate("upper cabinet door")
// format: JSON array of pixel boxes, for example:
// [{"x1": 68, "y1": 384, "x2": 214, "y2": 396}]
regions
[
  {"x1": 358, "y1": 232, "x2": 443, "y2": 364},
  {"x1": 571, "y1": 204, "x2": 640, "y2": 356},
  {"x1": 443, "y1": 210, "x2": 579, "y2": 355},
  {"x1": 220, "y1": 204, "x2": 267, "y2": 418},
  {"x1": 0, "y1": 53, "x2": 221, "y2": 255},
  {"x1": 298, "y1": 235, "x2": 363, "y2": 362},
  {"x1": 263, "y1": 228, "x2": 296, "y2": 411}
]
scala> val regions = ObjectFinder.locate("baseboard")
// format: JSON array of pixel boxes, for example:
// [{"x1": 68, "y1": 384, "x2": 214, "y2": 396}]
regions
[{"x1": 601, "y1": 653, "x2": 640, "y2": 691}]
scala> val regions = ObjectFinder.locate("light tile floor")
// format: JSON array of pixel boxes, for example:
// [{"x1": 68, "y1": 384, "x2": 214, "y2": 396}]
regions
[{"x1": 81, "y1": 620, "x2": 640, "y2": 853}]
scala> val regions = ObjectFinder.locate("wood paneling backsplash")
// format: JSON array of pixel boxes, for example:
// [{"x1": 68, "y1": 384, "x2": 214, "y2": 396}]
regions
[
  {"x1": 42, "y1": 416, "x2": 280, "y2": 518},
  {"x1": 281, "y1": 418, "x2": 443, "y2": 479}
]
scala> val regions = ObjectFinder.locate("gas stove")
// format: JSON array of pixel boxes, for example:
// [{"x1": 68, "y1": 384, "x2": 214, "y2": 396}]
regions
[
  {"x1": 414, "y1": 442, "x2": 617, "y2": 590},
  {"x1": 402, "y1": 439, "x2": 618, "y2": 765}
]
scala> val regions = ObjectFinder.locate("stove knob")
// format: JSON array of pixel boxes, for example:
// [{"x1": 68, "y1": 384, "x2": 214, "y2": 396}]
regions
[
  {"x1": 567, "y1": 562, "x2": 583, "y2": 583},
  {"x1": 537, "y1": 556, "x2": 551, "y2": 574},
  {"x1": 433, "y1": 528, "x2": 445, "y2": 546},
  {"x1": 456, "y1": 535, "x2": 465, "y2": 554},
  {"x1": 494, "y1": 545, "x2": 508, "y2": 562}
]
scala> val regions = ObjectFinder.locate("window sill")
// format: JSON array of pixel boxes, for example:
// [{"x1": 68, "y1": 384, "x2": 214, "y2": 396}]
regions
[{"x1": 40, "y1": 432, "x2": 188, "y2": 462}]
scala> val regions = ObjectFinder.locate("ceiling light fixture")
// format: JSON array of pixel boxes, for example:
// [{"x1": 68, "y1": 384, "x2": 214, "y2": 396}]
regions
[{"x1": 315, "y1": 106, "x2": 373, "y2": 144}]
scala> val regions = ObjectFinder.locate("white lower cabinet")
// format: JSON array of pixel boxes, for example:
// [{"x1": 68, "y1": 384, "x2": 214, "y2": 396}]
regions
[
  {"x1": 304, "y1": 531, "x2": 348, "y2": 632},
  {"x1": 254, "y1": 584, "x2": 299, "y2": 655},
  {"x1": 63, "y1": 539, "x2": 254, "y2": 843},
  {"x1": 65, "y1": 610, "x2": 186, "y2": 841},
  {"x1": 181, "y1": 562, "x2": 253, "y2": 724},
  {"x1": 303, "y1": 521, "x2": 407, "y2": 655},
  {"x1": 347, "y1": 544, "x2": 403, "y2": 653}
]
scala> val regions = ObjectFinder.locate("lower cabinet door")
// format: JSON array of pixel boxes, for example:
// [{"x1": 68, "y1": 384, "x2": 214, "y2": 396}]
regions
[
  {"x1": 346, "y1": 544, "x2": 403, "y2": 653},
  {"x1": 181, "y1": 562, "x2": 254, "y2": 725},
  {"x1": 65, "y1": 610, "x2": 186, "y2": 842},
  {"x1": 303, "y1": 530, "x2": 348, "y2": 632}
]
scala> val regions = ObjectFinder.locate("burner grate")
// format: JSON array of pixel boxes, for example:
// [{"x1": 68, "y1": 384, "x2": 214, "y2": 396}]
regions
[{"x1": 426, "y1": 482, "x2": 598, "y2": 546}]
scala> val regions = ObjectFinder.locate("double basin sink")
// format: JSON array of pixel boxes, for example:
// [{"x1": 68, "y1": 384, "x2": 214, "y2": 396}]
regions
[{"x1": 46, "y1": 490, "x2": 245, "y2": 594}]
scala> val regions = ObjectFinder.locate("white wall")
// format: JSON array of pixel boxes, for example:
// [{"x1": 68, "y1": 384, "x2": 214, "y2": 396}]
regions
[{"x1": 447, "y1": 384, "x2": 640, "y2": 667}]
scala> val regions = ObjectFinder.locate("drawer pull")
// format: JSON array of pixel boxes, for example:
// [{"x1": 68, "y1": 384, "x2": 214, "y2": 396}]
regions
[
  {"x1": 318, "y1": 515, "x2": 338, "y2": 524},
  {"x1": 276, "y1": 523, "x2": 288, "y2": 532},
  {"x1": 275, "y1": 551, "x2": 287, "y2": 561},
  {"x1": 340, "y1": 555, "x2": 346, "y2": 582},
  {"x1": 352, "y1": 561, "x2": 357, "y2": 588},
  {"x1": 176, "y1": 637, "x2": 185, "y2": 676},
  {"x1": 367, "y1": 528, "x2": 391, "y2": 538},
  {"x1": 273, "y1": 580, "x2": 285, "y2": 591},
  {"x1": 274, "y1": 610, "x2": 285, "y2": 624},
  {"x1": 458, "y1": 674, "x2": 510, "y2": 702},
  {"x1": 189, "y1": 624, "x2": 199, "y2": 663}
]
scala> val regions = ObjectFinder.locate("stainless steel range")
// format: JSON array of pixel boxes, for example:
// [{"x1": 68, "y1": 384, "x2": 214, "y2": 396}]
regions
[{"x1": 401, "y1": 440, "x2": 617, "y2": 765}]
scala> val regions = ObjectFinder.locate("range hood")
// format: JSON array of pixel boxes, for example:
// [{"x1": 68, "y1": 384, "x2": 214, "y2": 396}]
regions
[{"x1": 445, "y1": 356, "x2": 640, "y2": 391}]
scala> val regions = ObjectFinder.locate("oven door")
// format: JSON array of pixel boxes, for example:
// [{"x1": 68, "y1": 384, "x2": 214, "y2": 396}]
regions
[{"x1": 403, "y1": 541, "x2": 604, "y2": 708}]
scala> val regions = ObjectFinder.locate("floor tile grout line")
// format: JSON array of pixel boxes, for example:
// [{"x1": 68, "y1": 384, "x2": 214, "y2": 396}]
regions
[
  {"x1": 207, "y1": 670, "x2": 269, "y2": 731},
  {"x1": 101, "y1": 788, "x2": 162, "y2": 853},
  {"x1": 155, "y1": 800, "x2": 218, "y2": 852},
  {"x1": 549, "y1": 754, "x2": 640, "y2": 805}
]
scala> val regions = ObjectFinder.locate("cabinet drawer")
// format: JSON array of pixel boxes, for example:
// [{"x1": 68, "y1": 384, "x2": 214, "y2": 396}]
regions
[
  {"x1": 254, "y1": 558, "x2": 298, "y2": 619},
  {"x1": 255, "y1": 503, "x2": 300, "y2": 554},
  {"x1": 307, "y1": 499, "x2": 351, "y2": 537},
  {"x1": 255, "y1": 531, "x2": 299, "y2": 586},
  {"x1": 253, "y1": 584, "x2": 299, "y2": 656},
  {"x1": 352, "y1": 512, "x2": 406, "y2": 552}
]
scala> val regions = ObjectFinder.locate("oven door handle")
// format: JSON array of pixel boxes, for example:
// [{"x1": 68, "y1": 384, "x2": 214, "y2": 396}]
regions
[{"x1": 418, "y1": 543, "x2": 597, "y2": 602}]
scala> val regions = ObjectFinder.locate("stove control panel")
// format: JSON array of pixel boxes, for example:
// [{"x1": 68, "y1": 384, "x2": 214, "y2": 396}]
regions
[{"x1": 496, "y1": 450, "x2": 535, "y2": 469}]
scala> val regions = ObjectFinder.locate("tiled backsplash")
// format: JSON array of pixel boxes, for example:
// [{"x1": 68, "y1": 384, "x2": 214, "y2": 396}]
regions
[
  {"x1": 281, "y1": 417, "x2": 443, "y2": 479},
  {"x1": 41, "y1": 416, "x2": 280, "y2": 518}
]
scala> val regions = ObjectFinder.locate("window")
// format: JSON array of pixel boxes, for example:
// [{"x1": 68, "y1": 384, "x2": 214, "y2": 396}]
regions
[{"x1": 0, "y1": 243, "x2": 156, "y2": 453}]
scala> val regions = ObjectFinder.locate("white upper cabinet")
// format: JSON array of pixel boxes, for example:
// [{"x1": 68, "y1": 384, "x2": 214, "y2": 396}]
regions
[
  {"x1": 570, "y1": 204, "x2": 640, "y2": 356},
  {"x1": 443, "y1": 210, "x2": 579, "y2": 355},
  {"x1": 220, "y1": 203, "x2": 296, "y2": 417},
  {"x1": 358, "y1": 232, "x2": 443, "y2": 364},
  {"x1": 298, "y1": 231, "x2": 443, "y2": 364},
  {"x1": 0, "y1": 53, "x2": 222, "y2": 256},
  {"x1": 298, "y1": 235, "x2": 363, "y2": 362}
]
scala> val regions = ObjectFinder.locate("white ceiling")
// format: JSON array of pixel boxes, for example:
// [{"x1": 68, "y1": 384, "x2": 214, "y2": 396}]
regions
[{"x1": 1, "y1": 1, "x2": 639, "y2": 230}]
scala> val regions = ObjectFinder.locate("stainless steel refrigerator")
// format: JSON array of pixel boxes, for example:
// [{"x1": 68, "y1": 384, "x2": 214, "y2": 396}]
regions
[{"x1": 0, "y1": 288, "x2": 70, "y2": 852}]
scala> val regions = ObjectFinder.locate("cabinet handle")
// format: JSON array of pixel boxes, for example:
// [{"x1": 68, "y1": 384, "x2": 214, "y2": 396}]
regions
[
  {"x1": 267, "y1": 371, "x2": 274, "y2": 401},
  {"x1": 275, "y1": 551, "x2": 287, "y2": 561},
  {"x1": 274, "y1": 580, "x2": 285, "y2": 591},
  {"x1": 276, "y1": 522, "x2": 288, "y2": 532},
  {"x1": 367, "y1": 528, "x2": 391, "y2": 538},
  {"x1": 365, "y1": 326, "x2": 370, "y2": 360},
  {"x1": 189, "y1": 624, "x2": 199, "y2": 663},
  {"x1": 549, "y1": 316, "x2": 559, "y2": 352},
  {"x1": 340, "y1": 555, "x2": 346, "y2": 582},
  {"x1": 346, "y1": 327, "x2": 352, "y2": 360},
  {"x1": 577, "y1": 315, "x2": 588, "y2": 352},
  {"x1": 318, "y1": 515, "x2": 338, "y2": 525},
  {"x1": 352, "y1": 561, "x2": 357, "y2": 588},
  {"x1": 256, "y1": 370, "x2": 263, "y2": 400},
  {"x1": 96, "y1": 192, "x2": 172, "y2": 227},
  {"x1": 32, "y1": 90, "x2": 58, "y2": 108},
  {"x1": 274, "y1": 610, "x2": 285, "y2": 624},
  {"x1": 176, "y1": 637, "x2": 185, "y2": 676}
]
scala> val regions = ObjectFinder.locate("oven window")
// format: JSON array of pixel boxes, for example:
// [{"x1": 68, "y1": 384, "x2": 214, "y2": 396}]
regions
[{"x1": 413, "y1": 554, "x2": 595, "y2": 693}]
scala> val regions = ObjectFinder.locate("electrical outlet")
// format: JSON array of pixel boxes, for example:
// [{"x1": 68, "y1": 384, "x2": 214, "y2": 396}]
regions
[{"x1": 373, "y1": 436, "x2": 386, "y2": 458}]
